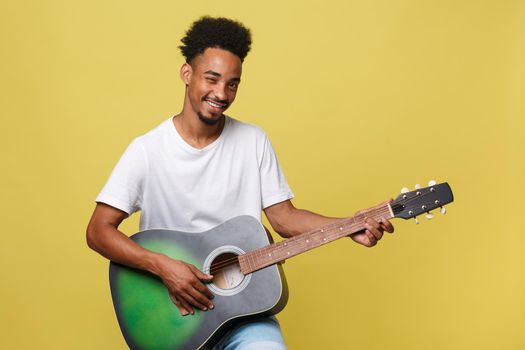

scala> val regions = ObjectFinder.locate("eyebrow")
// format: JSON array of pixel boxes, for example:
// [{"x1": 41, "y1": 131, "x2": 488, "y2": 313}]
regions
[
  {"x1": 204, "y1": 70, "x2": 221, "y2": 77},
  {"x1": 204, "y1": 70, "x2": 241, "y2": 82}
]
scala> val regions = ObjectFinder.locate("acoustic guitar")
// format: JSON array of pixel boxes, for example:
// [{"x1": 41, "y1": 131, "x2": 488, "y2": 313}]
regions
[{"x1": 109, "y1": 181, "x2": 454, "y2": 349}]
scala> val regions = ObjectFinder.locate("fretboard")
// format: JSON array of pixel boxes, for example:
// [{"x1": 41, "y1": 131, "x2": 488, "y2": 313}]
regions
[{"x1": 238, "y1": 202, "x2": 393, "y2": 275}]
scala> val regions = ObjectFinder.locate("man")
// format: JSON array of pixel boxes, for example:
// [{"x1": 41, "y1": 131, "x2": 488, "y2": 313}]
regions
[{"x1": 87, "y1": 16, "x2": 394, "y2": 349}]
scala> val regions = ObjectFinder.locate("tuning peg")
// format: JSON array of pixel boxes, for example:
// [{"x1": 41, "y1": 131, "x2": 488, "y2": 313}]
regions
[
  {"x1": 415, "y1": 184, "x2": 421, "y2": 189},
  {"x1": 401, "y1": 187, "x2": 409, "y2": 194},
  {"x1": 425, "y1": 212, "x2": 434, "y2": 220},
  {"x1": 440, "y1": 206, "x2": 446, "y2": 215},
  {"x1": 428, "y1": 180, "x2": 436, "y2": 186},
  {"x1": 414, "y1": 217, "x2": 419, "y2": 224}
]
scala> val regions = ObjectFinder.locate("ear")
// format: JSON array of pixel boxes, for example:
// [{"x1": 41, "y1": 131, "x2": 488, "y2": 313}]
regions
[{"x1": 180, "y1": 63, "x2": 192, "y2": 85}]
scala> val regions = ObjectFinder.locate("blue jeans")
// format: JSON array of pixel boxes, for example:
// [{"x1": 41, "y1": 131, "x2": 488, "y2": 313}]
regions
[{"x1": 212, "y1": 316, "x2": 287, "y2": 350}]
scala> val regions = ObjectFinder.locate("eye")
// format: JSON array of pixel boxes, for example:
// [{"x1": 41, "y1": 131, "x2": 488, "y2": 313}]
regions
[
  {"x1": 205, "y1": 77, "x2": 217, "y2": 83},
  {"x1": 228, "y1": 82, "x2": 239, "y2": 90}
]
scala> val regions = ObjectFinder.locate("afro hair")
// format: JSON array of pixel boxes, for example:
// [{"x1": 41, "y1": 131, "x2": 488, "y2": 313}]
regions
[{"x1": 179, "y1": 16, "x2": 252, "y2": 63}]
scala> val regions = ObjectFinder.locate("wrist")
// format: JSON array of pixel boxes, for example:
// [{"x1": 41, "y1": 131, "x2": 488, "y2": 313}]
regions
[{"x1": 142, "y1": 251, "x2": 168, "y2": 276}]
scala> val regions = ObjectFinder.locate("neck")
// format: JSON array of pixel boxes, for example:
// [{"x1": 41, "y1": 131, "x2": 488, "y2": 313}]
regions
[{"x1": 173, "y1": 112, "x2": 225, "y2": 149}]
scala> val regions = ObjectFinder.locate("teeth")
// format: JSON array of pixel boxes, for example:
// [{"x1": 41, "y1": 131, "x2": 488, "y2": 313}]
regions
[{"x1": 206, "y1": 99, "x2": 225, "y2": 109}]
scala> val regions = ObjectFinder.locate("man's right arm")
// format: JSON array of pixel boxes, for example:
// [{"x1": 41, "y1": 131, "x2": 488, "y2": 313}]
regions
[{"x1": 86, "y1": 202, "x2": 214, "y2": 316}]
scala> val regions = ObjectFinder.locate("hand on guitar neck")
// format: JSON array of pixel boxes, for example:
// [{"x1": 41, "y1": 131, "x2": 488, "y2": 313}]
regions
[
  {"x1": 347, "y1": 199, "x2": 395, "y2": 247},
  {"x1": 263, "y1": 198, "x2": 395, "y2": 249},
  {"x1": 350, "y1": 216, "x2": 395, "y2": 247}
]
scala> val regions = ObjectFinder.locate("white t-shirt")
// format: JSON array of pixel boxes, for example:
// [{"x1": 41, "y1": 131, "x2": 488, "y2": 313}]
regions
[{"x1": 96, "y1": 116, "x2": 294, "y2": 232}]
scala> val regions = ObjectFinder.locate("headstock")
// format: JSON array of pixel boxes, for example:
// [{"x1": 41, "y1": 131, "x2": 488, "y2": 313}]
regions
[{"x1": 391, "y1": 181, "x2": 454, "y2": 223}]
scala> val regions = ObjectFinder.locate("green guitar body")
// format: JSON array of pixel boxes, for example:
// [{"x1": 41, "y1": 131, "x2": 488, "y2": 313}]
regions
[{"x1": 109, "y1": 215, "x2": 288, "y2": 350}]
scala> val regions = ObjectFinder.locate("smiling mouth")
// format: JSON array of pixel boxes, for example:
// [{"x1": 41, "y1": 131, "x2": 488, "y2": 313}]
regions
[{"x1": 204, "y1": 97, "x2": 228, "y2": 110}]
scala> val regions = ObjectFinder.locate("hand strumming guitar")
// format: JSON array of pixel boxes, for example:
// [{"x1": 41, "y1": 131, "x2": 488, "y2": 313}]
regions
[
  {"x1": 152, "y1": 255, "x2": 215, "y2": 316},
  {"x1": 86, "y1": 203, "x2": 215, "y2": 317}
]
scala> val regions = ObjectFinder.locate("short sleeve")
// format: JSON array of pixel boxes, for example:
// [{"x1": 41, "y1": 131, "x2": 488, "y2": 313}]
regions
[
  {"x1": 259, "y1": 135, "x2": 294, "y2": 209},
  {"x1": 95, "y1": 138, "x2": 148, "y2": 215}
]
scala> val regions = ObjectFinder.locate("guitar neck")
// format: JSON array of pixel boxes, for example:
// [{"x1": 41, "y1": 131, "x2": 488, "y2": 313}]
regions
[{"x1": 238, "y1": 202, "x2": 393, "y2": 275}]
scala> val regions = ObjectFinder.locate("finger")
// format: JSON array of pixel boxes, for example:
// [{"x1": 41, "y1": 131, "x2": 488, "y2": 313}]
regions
[
  {"x1": 365, "y1": 221, "x2": 383, "y2": 241},
  {"x1": 181, "y1": 287, "x2": 211, "y2": 311},
  {"x1": 186, "y1": 266, "x2": 214, "y2": 307},
  {"x1": 192, "y1": 279, "x2": 215, "y2": 303},
  {"x1": 189, "y1": 265, "x2": 214, "y2": 281},
  {"x1": 365, "y1": 230, "x2": 378, "y2": 246},
  {"x1": 169, "y1": 293, "x2": 193, "y2": 316},
  {"x1": 349, "y1": 232, "x2": 367, "y2": 245},
  {"x1": 364, "y1": 217, "x2": 381, "y2": 230},
  {"x1": 178, "y1": 297, "x2": 196, "y2": 315},
  {"x1": 170, "y1": 295, "x2": 190, "y2": 316},
  {"x1": 364, "y1": 217, "x2": 383, "y2": 232},
  {"x1": 381, "y1": 217, "x2": 395, "y2": 233},
  {"x1": 350, "y1": 231, "x2": 375, "y2": 247},
  {"x1": 179, "y1": 290, "x2": 207, "y2": 311},
  {"x1": 352, "y1": 230, "x2": 377, "y2": 247}
]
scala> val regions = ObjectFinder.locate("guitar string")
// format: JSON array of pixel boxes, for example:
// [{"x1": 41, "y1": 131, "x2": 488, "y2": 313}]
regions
[
  {"x1": 209, "y1": 196, "x2": 437, "y2": 274},
  {"x1": 242, "y1": 206, "x2": 392, "y2": 272},
  {"x1": 209, "y1": 207, "x2": 391, "y2": 273},
  {"x1": 210, "y1": 199, "x2": 403, "y2": 273},
  {"x1": 209, "y1": 191, "x2": 444, "y2": 274},
  {"x1": 208, "y1": 213, "x2": 367, "y2": 273},
  {"x1": 208, "y1": 216, "x2": 357, "y2": 273},
  {"x1": 209, "y1": 204, "x2": 396, "y2": 273}
]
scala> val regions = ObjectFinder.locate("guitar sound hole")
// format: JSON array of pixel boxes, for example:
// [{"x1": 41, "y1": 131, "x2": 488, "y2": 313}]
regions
[{"x1": 210, "y1": 252, "x2": 244, "y2": 290}]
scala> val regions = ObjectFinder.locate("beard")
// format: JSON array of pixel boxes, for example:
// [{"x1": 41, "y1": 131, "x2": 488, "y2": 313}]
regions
[{"x1": 198, "y1": 111, "x2": 224, "y2": 126}]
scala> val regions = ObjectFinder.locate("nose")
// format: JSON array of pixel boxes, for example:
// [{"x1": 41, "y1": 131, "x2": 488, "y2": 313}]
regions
[{"x1": 213, "y1": 83, "x2": 228, "y2": 102}]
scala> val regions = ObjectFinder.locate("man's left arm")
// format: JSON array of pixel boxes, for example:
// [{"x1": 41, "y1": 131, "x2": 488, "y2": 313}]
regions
[{"x1": 263, "y1": 200, "x2": 394, "y2": 247}]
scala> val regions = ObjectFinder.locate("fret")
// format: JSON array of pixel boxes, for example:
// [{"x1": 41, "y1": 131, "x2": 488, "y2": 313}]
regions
[{"x1": 241, "y1": 203, "x2": 391, "y2": 274}]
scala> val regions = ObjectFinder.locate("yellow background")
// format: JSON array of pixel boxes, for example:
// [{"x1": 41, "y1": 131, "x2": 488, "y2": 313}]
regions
[{"x1": 1, "y1": 1, "x2": 524, "y2": 349}]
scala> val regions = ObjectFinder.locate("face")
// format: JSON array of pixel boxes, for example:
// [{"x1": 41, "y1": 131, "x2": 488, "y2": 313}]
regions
[{"x1": 181, "y1": 48, "x2": 242, "y2": 125}]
